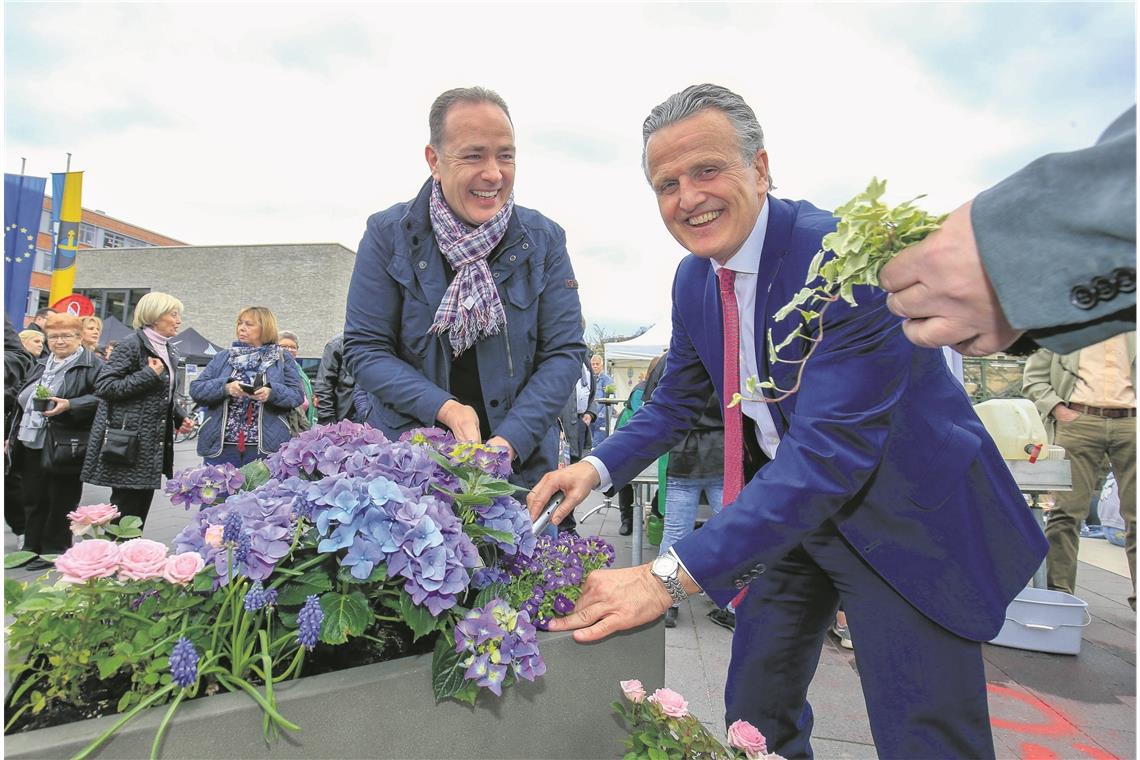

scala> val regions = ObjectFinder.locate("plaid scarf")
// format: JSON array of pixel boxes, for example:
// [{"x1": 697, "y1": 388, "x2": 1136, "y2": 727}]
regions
[{"x1": 427, "y1": 179, "x2": 514, "y2": 356}]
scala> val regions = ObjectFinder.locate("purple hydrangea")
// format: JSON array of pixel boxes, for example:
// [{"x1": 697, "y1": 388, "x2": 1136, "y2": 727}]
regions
[
  {"x1": 266, "y1": 420, "x2": 390, "y2": 481},
  {"x1": 471, "y1": 566, "x2": 509, "y2": 590},
  {"x1": 169, "y1": 637, "x2": 199, "y2": 688},
  {"x1": 165, "y1": 463, "x2": 244, "y2": 510},
  {"x1": 470, "y1": 496, "x2": 537, "y2": 559},
  {"x1": 454, "y1": 598, "x2": 545, "y2": 696},
  {"x1": 297, "y1": 595, "x2": 323, "y2": 650},
  {"x1": 400, "y1": 428, "x2": 512, "y2": 479}
]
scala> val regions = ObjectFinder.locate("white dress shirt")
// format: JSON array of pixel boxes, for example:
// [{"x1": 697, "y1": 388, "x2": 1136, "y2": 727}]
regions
[{"x1": 586, "y1": 200, "x2": 781, "y2": 491}]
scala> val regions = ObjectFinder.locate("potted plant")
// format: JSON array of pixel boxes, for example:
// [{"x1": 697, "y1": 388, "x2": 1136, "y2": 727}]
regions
[
  {"x1": 4, "y1": 421, "x2": 665, "y2": 759},
  {"x1": 31, "y1": 384, "x2": 53, "y2": 412}
]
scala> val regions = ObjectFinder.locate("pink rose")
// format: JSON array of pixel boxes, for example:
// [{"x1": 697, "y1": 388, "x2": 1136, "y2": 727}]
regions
[
  {"x1": 620, "y1": 679, "x2": 647, "y2": 703},
  {"x1": 649, "y1": 687, "x2": 689, "y2": 718},
  {"x1": 203, "y1": 525, "x2": 225, "y2": 548},
  {"x1": 54, "y1": 539, "x2": 121, "y2": 583},
  {"x1": 163, "y1": 552, "x2": 205, "y2": 585},
  {"x1": 117, "y1": 538, "x2": 169, "y2": 581},
  {"x1": 727, "y1": 719, "x2": 768, "y2": 758},
  {"x1": 67, "y1": 503, "x2": 121, "y2": 535}
]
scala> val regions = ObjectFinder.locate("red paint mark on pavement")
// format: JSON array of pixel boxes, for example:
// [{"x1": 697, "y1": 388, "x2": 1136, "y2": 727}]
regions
[
  {"x1": 1020, "y1": 742, "x2": 1060, "y2": 759},
  {"x1": 988, "y1": 684, "x2": 1073, "y2": 737},
  {"x1": 1072, "y1": 743, "x2": 1119, "y2": 760}
]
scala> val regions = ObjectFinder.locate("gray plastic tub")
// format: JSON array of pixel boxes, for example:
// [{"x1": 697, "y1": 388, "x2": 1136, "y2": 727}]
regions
[{"x1": 988, "y1": 587, "x2": 1090, "y2": 655}]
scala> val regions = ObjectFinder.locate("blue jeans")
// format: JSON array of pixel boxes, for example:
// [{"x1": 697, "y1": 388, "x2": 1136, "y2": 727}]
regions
[
  {"x1": 204, "y1": 444, "x2": 265, "y2": 469},
  {"x1": 660, "y1": 476, "x2": 723, "y2": 556}
]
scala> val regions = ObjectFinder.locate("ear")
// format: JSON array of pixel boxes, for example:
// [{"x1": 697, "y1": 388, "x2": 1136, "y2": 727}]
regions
[
  {"x1": 425, "y1": 144, "x2": 442, "y2": 181},
  {"x1": 752, "y1": 149, "x2": 770, "y2": 194}
]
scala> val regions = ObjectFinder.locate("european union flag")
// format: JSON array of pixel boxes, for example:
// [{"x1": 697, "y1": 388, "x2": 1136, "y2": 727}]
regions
[{"x1": 4, "y1": 172, "x2": 47, "y2": 326}]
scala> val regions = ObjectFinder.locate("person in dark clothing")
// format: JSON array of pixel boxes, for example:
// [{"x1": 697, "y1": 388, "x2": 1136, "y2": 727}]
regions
[
  {"x1": 82, "y1": 293, "x2": 193, "y2": 527},
  {"x1": 26, "y1": 308, "x2": 56, "y2": 358},
  {"x1": 555, "y1": 360, "x2": 599, "y2": 535},
  {"x1": 313, "y1": 333, "x2": 357, "y2": 424},
  {"x1": 10, "y1": 313, "x2": 104, "y2": 567},
  {"x1": 4, "y1": 318, "x2": 34, "y2": 543}
]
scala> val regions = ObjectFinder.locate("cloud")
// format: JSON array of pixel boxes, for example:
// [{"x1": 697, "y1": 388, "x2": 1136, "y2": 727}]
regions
[{"x1": 5, "y1": 2, "x2": 1133, "y2": 335}]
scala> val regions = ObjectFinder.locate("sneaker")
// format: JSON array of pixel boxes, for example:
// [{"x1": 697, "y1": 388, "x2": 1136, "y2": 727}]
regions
[
  {"x1": 1080, "y1": 524, "x2": 1108, "y2": 539},
  {"x1": 1107, "y1": 529, "x2": 1127, "y2": 547},
  {"x1": 707, "y1": 608, "x2": 736, "y2": 631},
  {"x1": 831, "y1": 621, "x2": 854, "y2": 649},
  {"x1": 664, "y1": 607, "x2": 678, "y2": 628}
]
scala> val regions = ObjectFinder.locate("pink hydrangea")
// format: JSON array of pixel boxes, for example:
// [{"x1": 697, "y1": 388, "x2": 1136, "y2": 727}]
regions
[
  {"x1": 67, "y1": 503, "x2": 121, "y2": 535},
  {"x1": 620, "y1": 679, "x2": 647, "y2": 703},
  {"x1": 117, "y1": 539, "x2": 169, "y2": 581},
  {"x1": 650, "y1": 687, "x2": 689, "y2": 718},
  {"x1": 163, "y1": 552, "x2": 206, "y2": 585},
  {"x1": 727, "y1": 719, "x2": 768, "y2": 758},
  {"x1": 203, "y1": 524, "x2": 224, "y2": 548},
  {"x1": 54, "y1": 539, "x2": 121, "y2": 584}
]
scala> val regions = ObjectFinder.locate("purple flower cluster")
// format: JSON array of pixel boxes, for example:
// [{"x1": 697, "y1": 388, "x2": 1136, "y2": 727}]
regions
[
  {"x1": 297, "y1": 595, "x2": 323, "y2": 650},
  {"x1": 400, "y1": 428, "x2": 513, "y2": 480},
  {"x1": 172, "y1": 486, "x2": 296, "y2": 585},
  {"x1": 454, "y1": 598, "x2": 545, "y2": 696},
  {"x1": 503, "y1": 533, "x2": 616, "y2": 628},
  {"x1": 243, "y1": 580, "x2": 279, "y2": 612},
  {"x1": 266, "y1": 420, "x2": 390, "y2": 481},
  {"x1": 169, "y1": 637, "x2": 199, "y2": 688},
  {"x1": 164, "y1": 463, "x2": 244, "y2": 510},
  {"x1": 470, "y1": 496, "x2": 537, "y2": 559},
  {"x1": 304, "y1": 473, "x2": 479, "y2": 616}
]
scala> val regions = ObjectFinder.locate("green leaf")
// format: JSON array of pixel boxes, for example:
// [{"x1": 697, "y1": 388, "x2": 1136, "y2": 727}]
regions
[
  {"x1": 337, "y1": 564, "x2": 387, "y2": 585},
  {"x1": 97, "y1": 655, "x2": 126, "y2": 680},
  {"x1": 452, "y1": 681, "x2": 479, "y2": 706},
  {"x1": 4, "y1": 551, "x2": 36, "y2": 569},
  {"x1": 431, "y1": 633, "x2": 468, "y2": 702},
  {"x1": 463, "y1": 524, "x2": 514, "y2": 545},
  {"x1": 17, "y1": 594, "x2": 66, "y2": 612},
  {"x1": 472, "y1": 583, "x2": 509, "y2": 610},
  {"x1": 238, "y1": 460, "x2": 272, "y2": 491},
  {"x1": 398, "y1": 588, "x2": 443, "y2": 641},
  {"x1": 647, "y1": 747, "x2": 668, "y2": 760},
  {"x1": 276, "y1": 568, "x2": 335, "y2": 606},
  {"x1": 191, "y1": 570, "x2": 216, "y2": 592},
  {"x1": 317, "y1": 591, "x2": 371, "y2": 645},
  {"x1": 118, "y1": 515, "x2": 143, "y2": 531}
]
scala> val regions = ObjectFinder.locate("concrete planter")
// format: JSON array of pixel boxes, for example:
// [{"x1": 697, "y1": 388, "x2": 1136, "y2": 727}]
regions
[{"x1": 6, "y1": 620, "x2": 664, "y2": 760}]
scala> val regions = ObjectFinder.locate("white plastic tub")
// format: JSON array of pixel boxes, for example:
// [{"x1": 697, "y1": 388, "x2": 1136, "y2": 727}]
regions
[{"x1": 989, "y1": 587, "x2": 1091, "y2": 655}]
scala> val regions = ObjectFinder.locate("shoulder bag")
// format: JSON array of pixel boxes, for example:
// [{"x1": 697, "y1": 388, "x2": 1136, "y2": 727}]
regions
[
  {"x1": 42, "y1": 421, "x2": 89, "y2": 474},
  {"x1": 101, "y1": 415, "x2": 140, "y2": 466}
]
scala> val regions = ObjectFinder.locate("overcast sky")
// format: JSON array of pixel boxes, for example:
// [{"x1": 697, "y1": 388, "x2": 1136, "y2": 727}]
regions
[{"x1": 6, "y1": 3, "x2": 1135, "y2": 335}]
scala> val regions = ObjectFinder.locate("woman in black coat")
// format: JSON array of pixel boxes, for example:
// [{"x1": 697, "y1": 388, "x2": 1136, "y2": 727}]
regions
[
  {"x1": 8, "y1": 313, "x2": 104, "y2": 565},
  {"x1": 81, "y1": 292, "x2": 193, "y2": 526}
]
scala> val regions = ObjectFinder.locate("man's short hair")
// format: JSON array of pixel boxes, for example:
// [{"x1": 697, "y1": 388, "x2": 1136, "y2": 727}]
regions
[
  {"x1": 35, "y1": 307, "x2": 56, "y2": 318},
  {"x1": 641, "y1": 83, "x2": 774, "y2": 188},
  {"x1": 429, "y1": 87, "x2": 513, "y2": 150}
]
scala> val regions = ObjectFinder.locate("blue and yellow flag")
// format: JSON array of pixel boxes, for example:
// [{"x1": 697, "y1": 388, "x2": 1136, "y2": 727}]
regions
[
  {"x1": 4, "y1": 172, "x2": 47, "y2": 325},
  {"x1": 49, "y1": 171, "x2": 83, "y2": 305}
]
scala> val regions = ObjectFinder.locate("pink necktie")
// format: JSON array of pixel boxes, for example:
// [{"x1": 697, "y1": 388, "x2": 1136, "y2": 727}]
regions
[{"x1": 718, "y1": 267, "x2": 745, "y2": 504}]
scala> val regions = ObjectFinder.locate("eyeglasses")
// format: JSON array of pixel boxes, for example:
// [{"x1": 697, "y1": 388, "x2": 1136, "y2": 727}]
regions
[{"x1": 47, "y1": 334, "x2": 79, "y2": 342}]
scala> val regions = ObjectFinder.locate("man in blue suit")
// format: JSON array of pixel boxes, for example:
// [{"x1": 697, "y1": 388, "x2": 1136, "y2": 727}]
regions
[{"x1": 528, "y1": 84, "x2": 1047, "y2": 758}]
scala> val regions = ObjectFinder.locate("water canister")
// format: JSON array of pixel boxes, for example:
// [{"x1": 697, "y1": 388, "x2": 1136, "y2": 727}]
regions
[{"x1": 973, "y1": 398, "x2": 1049, "y2": 461}]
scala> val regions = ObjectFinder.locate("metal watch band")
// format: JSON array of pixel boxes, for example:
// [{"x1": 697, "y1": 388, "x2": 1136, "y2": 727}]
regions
[{"x1": 661, "y1": 573, "x2": 688, "y2": 605}]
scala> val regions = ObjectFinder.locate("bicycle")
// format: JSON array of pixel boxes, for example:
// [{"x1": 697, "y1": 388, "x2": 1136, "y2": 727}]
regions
[{"x1": 173, "y1": 395, "x2": 205, "y2": 443}]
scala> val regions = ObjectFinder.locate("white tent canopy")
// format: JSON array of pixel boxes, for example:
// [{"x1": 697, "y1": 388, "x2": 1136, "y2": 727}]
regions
[{"x1": 604, "y1": 322, "x2": 670, "y2": 400}]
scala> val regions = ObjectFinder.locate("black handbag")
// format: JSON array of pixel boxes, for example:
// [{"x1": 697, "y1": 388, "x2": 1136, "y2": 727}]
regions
[
  {"x1": 42, "y1": 422, "x2": 89, "y2": 474},
  {"x1": 101, "y1": 416, "x2": 140, "y2": 466}
]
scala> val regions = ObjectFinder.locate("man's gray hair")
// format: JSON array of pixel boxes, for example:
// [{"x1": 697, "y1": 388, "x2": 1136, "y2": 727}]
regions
[
  {"x1": 641, "y1": 83, "x2": 773, "y2": 188},
  {"x1": 429, "y1": 87, "x2": 513, "y2": 149}
]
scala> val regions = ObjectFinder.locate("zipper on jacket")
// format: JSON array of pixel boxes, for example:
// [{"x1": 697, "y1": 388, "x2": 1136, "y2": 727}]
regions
[
  {"x1": 208, "y1": 397, "x2": 230, "y2": 459},
  {"x1": 502, "y1": 319, "x2": 514, "y2": 376}
]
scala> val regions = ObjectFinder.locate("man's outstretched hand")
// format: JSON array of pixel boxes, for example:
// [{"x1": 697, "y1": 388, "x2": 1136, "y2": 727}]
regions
[
  {"x1": 879, "y1": 201, "x2": 1024, "y2": 356},
  {"x1": 526, "y1": 460, "x2": 600, "y2": 527},
  {"x1": 545, "y1": 564, "x2": 673, "y2": 643}
]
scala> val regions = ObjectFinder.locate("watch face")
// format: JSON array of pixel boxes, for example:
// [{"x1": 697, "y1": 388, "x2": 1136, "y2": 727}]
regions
[{"x1": 652, "y1": 554, "x2": 679, "y2": 577}]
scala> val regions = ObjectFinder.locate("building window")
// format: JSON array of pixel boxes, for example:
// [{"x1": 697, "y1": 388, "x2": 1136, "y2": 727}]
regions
[
  {"x1": 103, "y1": 232, "x2": 126, "y2": 249},
  {"x1": 74, "y1": 287, "x2": 150, "y2": 322},
  {"x1": 79, "y1": 223, "x2": 97, "y2": 245},
  {"x1": 33, "y1": 248, "x2": 53, "y2": 273}
]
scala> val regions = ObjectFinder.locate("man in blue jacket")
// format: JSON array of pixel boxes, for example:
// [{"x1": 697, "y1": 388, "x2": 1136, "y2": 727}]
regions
[
  {"x1": 344, "y1": 86, "x2": 585, "y2": 488},
  {"x1": 528, "y1": 84, "x2": 1047, "y2": 758}
]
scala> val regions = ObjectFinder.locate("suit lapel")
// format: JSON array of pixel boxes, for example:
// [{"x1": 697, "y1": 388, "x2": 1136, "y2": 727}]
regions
[
  {"x1": 753, "y1": 197, "x2": 795, "y2": 435},
  {"x1": 702, "y1": 262, "x2": 725, "y2": 403}
]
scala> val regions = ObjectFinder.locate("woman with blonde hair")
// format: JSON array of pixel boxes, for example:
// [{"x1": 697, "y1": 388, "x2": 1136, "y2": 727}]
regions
[
  {"x1": 190, "y1": 306, "x2": 303, "y2": 467},
  {"x1": 18, "y1": 330, "x2": 43, "y2": 358},
  {"x1": 80, "y1": 316, "x2": 103, "y2": 356},
  {"x1": 82, "y1": 292, "x2": 194, "y2": 526}
]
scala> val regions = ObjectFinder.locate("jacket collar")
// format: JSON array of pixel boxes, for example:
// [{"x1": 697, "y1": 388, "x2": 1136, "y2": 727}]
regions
[{"x1": 400, "y1": 178, "x2": 527, "y2": 258}]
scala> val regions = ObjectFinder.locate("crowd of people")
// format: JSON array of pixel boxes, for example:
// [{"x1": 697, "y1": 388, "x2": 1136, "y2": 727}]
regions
[{"x1": 2, "y1": 82, "x2": 1133, "y2": 758}]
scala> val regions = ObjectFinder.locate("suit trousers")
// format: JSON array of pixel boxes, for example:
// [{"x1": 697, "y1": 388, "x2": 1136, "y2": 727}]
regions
[
  {"x1": 1047, "y1": 414, "x2": 1136, "y2": 608},
  {"x1": 726, "y1": 520, "x2": 994, "y2": 760}
]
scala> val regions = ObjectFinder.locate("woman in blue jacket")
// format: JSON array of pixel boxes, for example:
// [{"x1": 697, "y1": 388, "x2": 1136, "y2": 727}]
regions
[{"x1": 189, "y1": 306, "x2": 303, "y2": 467}]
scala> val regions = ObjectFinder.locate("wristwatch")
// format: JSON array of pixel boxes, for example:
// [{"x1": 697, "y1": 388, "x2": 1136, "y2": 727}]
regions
[{"x1": 650, "y1": 552, "x2": 689, "y2": 606}]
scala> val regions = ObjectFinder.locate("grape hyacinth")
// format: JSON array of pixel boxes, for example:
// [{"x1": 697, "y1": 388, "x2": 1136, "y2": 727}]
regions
[
  {"x1": 168, "y1": 637, "x2": 199, "y2": 689},
  {"x1": 243, "y1": 580, "x2": 278, "y2": 612},
  {"x1": 172, "y1": 489, "x2": 296, "y2": 585},
  {"x1": 165, "y1": 463, "x2": 244, "y2": 510},
  {"x1": 454, "y1": 598, "x2": 546, "y2": 696},
  {"x1": 297, "y1": 595, "x2": 324, "y2": 650},
  {"x1": 222, "y1": 511, "x2": 243, "y2": 544}
]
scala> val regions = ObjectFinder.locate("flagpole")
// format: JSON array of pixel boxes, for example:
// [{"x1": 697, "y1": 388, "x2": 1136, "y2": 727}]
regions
[
  {"x1": 66, "y1": 153, "x2": 71, "y2": 172},
  {"x1": 20, "y1": 158, "x2": 26, "y2": 175}
]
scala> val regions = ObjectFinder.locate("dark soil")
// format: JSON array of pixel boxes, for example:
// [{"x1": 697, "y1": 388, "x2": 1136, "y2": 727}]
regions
[{"x1": 5, "y1": 623, "x2": 437, "y2": 735}]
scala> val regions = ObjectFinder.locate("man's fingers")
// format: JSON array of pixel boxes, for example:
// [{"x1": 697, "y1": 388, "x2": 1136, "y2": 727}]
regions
[
  {"x1": 527, "y1": 473, "x2": 558, "y2": 520},
  {"x1": 884, "y1": 281, "x2": 935, "y2": 320},
  {"x1": 899, "y1": 316, "x2": 974, "y2": 350},
  {"x1": 878, "y1": 243, "x2": 927, "y2": 293}
]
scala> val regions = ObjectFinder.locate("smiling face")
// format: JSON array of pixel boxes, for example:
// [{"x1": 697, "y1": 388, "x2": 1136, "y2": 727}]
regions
[
  {"x1": 152, "y1": 309, "x2": 182, "y2": 338},
  {"x1": 425, "y1": 100, "x2": 516, "y2": 226},
  {"x1": 645, "y1": 109, "x2": 770, "y2": 265},
  {"x1": 83, "y1": 321, "x2": 101, "y2": 346}
]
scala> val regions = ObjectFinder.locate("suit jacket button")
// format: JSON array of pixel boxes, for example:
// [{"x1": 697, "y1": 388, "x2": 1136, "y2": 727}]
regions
[
  {"x1": 418, "y1": 261, "x2": 427, "y2": 270},
  {"x1": 734, "y1": 579, "x2": 745, "y2": 589},
  {"x1": 755, "y1": 563, "x2": 766, "y2": 575},
  {"x1": 1070, "y1": 285, "x2": 1097, "y2": 310},
  {"x1": 1114, "y1": 267, "x2": 1136, "y2": 293},
  {"x1": 1092, "y1": 276, "x2": 1117, "y2": 301}
]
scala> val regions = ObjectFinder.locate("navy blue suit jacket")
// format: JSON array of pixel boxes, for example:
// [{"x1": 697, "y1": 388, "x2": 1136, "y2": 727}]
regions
[{"x1": 592, "y1": 196, "x2": 1047, "y2": 641}]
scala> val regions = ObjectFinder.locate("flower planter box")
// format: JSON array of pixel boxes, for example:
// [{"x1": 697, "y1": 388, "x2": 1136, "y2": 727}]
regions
[{"x1": 6, "y1": 620, "x2": 664, "y2": 760}]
